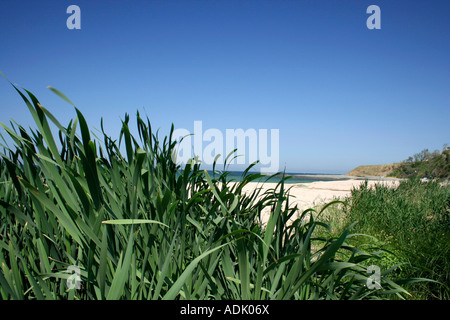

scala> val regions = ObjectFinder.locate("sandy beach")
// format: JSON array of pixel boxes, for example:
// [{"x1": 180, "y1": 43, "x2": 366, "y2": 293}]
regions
[{"x1": 236, "y1": 178, "x2": 401, "y2": 225}]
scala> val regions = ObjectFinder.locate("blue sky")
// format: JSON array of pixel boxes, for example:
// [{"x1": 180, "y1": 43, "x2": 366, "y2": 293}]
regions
[{"x1": 0, "y1": 0, "x2": 449, "y2": 174}]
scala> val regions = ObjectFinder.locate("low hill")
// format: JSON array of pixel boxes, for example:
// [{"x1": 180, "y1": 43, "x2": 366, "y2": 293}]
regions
[
  {"x1": 346, "y1": 147, "x2": 450, "y2": 181},
  {"x1": 346, "y1": 163, "x2": 402, "y2": 177}
]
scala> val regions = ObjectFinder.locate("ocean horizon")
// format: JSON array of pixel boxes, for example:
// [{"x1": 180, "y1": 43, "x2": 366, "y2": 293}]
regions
[{"x1": 202, "y1": 170, "x2": 346, "y2": 184}]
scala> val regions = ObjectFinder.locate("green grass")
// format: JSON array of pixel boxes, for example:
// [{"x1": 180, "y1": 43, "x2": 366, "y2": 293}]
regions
[
  {"x1": 315, "y1": 179, "x2": 450, "y2": 299},
  {"x1": 0, "y1": 77, "x2": 417, "y2": 300}
]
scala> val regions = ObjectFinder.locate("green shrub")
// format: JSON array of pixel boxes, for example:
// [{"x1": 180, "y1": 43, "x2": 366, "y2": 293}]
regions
[
  {"x1": 341, "y1": 179, "x2": 449, "y2": 299},
  {"x1": 389, "y1": 148, "x2": 450, "y2": 180}
]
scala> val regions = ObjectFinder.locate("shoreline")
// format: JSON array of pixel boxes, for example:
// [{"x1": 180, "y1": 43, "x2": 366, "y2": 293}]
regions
[{"x1": 275, "y1": 174, "x2": 404, "y2": 182}]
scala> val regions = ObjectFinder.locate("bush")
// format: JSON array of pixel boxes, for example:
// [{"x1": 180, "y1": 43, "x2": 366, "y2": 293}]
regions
[
  {"x1": 342, "y1": 178, "x2": 450, "y2": 299},
  {"x1": 389, "y1": 148, "x2": 450, "y2": 180}
]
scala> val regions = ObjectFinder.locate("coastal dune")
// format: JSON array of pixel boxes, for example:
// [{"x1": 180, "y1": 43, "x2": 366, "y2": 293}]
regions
[{"x1": 237, "y1": 179, "x2": 401, "y2": 225}]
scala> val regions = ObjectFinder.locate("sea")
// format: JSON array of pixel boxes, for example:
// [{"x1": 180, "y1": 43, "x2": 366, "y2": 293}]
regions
[{"x1": 204, "y1": 170, "x2": 346, "y2": 184}]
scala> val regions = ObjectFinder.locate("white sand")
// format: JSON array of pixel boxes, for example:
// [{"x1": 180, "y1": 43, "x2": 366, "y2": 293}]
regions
[{"x1": 234, "y1": 179, "x2": 400, "y2": 225}]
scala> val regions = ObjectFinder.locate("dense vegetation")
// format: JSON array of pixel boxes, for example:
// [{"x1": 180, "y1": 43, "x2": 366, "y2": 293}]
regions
[
  {"x1": 0, "y1": 80, "x2": 415, "y2": 300},
  {"x1": 388, "y1": 147, "x2": 450, "y2": 181},
  {"x1": 317, "y1": 179, "x2": 450, "y2": 299}
]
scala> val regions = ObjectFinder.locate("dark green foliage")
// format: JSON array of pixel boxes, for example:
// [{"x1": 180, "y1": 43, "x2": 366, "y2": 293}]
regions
[
  {"x1": 389, "y1": 147, "x2": 450, "y2": 181},
  {"x1": 346, "y1": 178, "x2": 449, "y2": 299},
  {"x1": 0, "y1": 78, "x2": 415, "y2": 300}
]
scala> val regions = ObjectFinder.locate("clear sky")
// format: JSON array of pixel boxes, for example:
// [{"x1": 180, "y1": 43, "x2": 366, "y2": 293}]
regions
[{"x1": 0, "y1": 0, "x2": 449, "y2": 174}]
